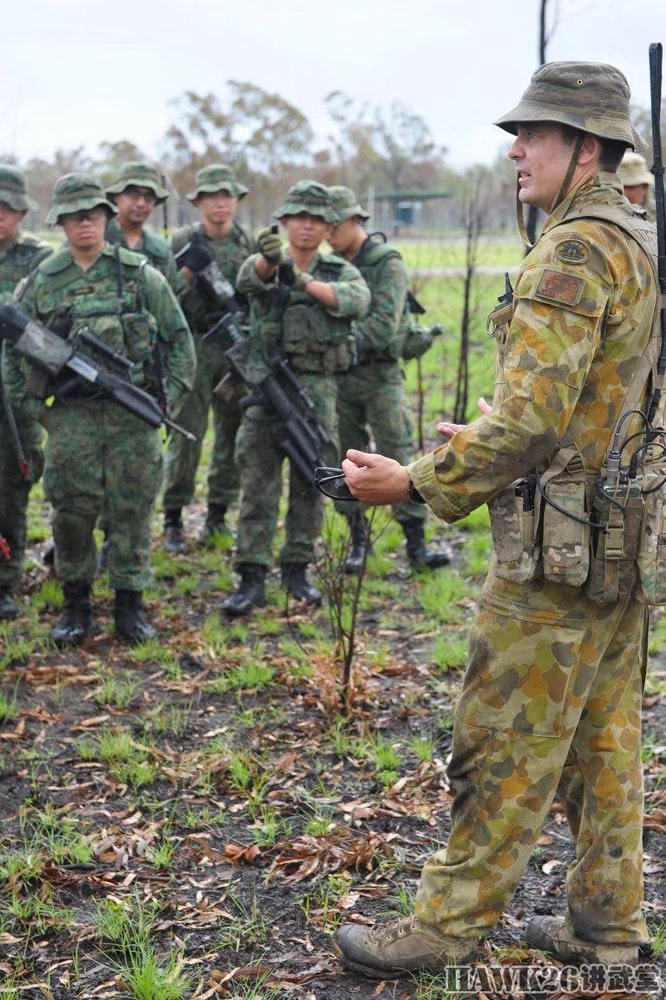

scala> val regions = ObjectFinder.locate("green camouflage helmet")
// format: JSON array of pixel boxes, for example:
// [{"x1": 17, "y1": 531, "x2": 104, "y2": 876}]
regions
[
  {"x1": 106, "y1": 161, "x2": 169, "y2": 203},
  {"x1": 618, "y1": 150, "x2": 653, "y2": 188},
  {"x1": 186, "y1": 163, "x2": 249, "y2": 202},
  {"x1": 494, "y1": 61, "x2": 646, "y2": 153},
  {"x1": 0, "y1": 163, "x2": 36, "y2": 213},
  {"x1": 274, "y1": 180, "x2": 334, "y2": 222},
  {"x1": 328, "y1": 185, "x2": 370, "y2": 224},
  {"x1": 46, "y1": 173, "x2": 117, "y2": 225}
]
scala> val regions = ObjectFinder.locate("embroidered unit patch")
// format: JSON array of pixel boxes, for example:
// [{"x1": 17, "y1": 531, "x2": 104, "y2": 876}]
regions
[
  {"x1": 555, "y1": 238, "x2": 590, "y2": 265},
  {"x1": 536, "y1": 269, "x2": 585, "y2": 307}
]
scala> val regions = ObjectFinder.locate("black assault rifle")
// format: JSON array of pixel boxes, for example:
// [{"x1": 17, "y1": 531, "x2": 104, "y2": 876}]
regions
[
  {"x1": 648, "y1": 42, "x2": 666, "y2": 425},
  {"x1": 0, "y1": 303, "x2": 195, "y2": 440}
]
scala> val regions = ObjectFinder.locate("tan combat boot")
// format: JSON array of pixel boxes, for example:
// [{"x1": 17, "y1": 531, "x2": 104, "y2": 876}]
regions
[
  {"x1": 333, "y1": 915, "x2": 478, "y2": 979},
  {"x1": 527, "y1": 916, "x2": 640, "y2": 966}
]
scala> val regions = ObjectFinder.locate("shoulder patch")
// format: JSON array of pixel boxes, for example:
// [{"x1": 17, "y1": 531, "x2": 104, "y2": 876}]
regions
[
  {"x1": 555, "y1": 238, "x2": 590, "y2": 265},
  {"x1": 536, "y1": 269, "x2": 584, "y2": 307}
]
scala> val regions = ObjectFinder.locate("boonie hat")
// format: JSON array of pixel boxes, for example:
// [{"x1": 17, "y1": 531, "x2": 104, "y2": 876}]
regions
[
  {"x1": 47, "y1": 173, "x2": 117, "y2": 225},
  {"x1": 0, "y1": 163, "x2": 36, "y2": 213},
  {"x1": 328, "y1": 185, "x2": 370, "y2": 224},
  {"x1": 106, "y1": 161, "x2": 169, "y2": 204},
  {"x1": 495, "y1": 61, "x2": 646, "y2": 153},
  {"x1": 274, "y1": 180, "x2": 334, "y2": 222},
  {"x1": 186, "y1": 164, "x2": 248, "y2": 201}
]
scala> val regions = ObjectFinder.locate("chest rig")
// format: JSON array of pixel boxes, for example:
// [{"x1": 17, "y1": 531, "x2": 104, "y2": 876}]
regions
[
  {"x1": 33, "y1": 246, "x2": 158, "y2": 395},
  {"x1": 280, "y1": 257, "x2": 355, "y2": 375},
  {"x1": 487, "y1": 204, "x2": 665, "y2": 604}
]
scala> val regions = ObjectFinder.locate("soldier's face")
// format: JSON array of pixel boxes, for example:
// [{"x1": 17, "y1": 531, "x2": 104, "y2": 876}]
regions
[
  {"x1": 197, "y1": 190, "x2": 237, "y2": 226},
  {"x1": 508, "y1": 123, "x2": 576, "y2": 213},
  {"x1": 281, "y1": 213, "x2": 330, "y2": 251},
  {"x1": 328, "y1": 218, "x2": 358, "y2": 257},
  {"x1": 0, "y1": 202, "x2": 24, "y2": 248},
  {"x1": 115, "y1": 186, "x2": 157, "y2": 226},
  {"x1": 61, "y1": 207, "x2": 107, "y2": 252},
  {"x1": 623, "y1": 184, "x2": 649, "y2": 207}
]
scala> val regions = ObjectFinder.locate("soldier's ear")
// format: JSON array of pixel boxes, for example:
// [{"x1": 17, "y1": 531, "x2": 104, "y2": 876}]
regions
[{"x1": 579, "y1": 133, "x2": 602, "y2": 167}]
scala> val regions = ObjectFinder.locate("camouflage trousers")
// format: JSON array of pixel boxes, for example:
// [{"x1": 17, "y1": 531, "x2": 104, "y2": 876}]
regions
[
  {"x1": 415, "y1": 559, "x2": 649, "y2": 946},
  {"x1": 337, "y1": 362, "x2": 425, "y2": 523},
  {"x1": 234, "y1": 373, "x2": 339, "y2": 568},
  {"x1": 44, "y1": 399, "x2": 162, "y2": 591},
  {"x1": 163, "y1": 336, "x2": 241, "y2": 510},
  {"x1": 0, "y1": 416, "x2": 44, "y2": 589}
]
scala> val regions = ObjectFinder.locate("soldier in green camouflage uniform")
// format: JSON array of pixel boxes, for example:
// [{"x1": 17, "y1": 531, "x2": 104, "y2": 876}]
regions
[
  {"x1": 162, "y1": 164, "x2": 252, "y2": 550},
  {"x1": 327, "y1": 186, "x2": 451, "y2": 573},
  {"x1": 334, "y1": 63, "x2": 655, "y2": 976},
  {"x1": 105, "y1": 161, "x2": 180, "y2": 291},
  {"x1": 0, "y1": 164, "x2": 52, "y2": 619},
  {"x1": 3, "y1": 174, "x2": 195, "y2": 646},
  {"x1": 222, "y1": 181, "x2": 370, "y2": 615}
]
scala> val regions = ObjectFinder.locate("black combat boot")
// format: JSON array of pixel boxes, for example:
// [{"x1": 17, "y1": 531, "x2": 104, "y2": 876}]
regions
[
  {"x1": 114, "y1": 589, "x2": 157, "y2": 644},
  {"x1": 344, "y1": 509, "x2": 371, "y2": 575},
  {"x1": 281, "y1": 563, "x2": 321, "y2": 605},
  {"x1": 0, "y1": 586, "x2": 19, "y2": 620},
  {"x1": 402, "y1": 519, "x2": 452, "y2": 570},
  {"x1": 222, "y1": 564, "x2": 266, "y2": 616},
  {"x1": 199, "y1": 503, "x2": 231, "y2": 545},
  {"x1": 163, "y1": 508, "x2": 186, "y2": 554},
  {"x1": 51, "y1": 582, "x2": 92, "y2": 648}
]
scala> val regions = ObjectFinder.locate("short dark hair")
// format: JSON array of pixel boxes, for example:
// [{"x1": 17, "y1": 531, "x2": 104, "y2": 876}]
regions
[{"x1": 560, "y1": 124, "x2": 627, "y2": 173}]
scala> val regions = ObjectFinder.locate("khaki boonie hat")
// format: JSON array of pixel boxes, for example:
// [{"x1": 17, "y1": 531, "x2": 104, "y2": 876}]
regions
[
  {"x1": 0, "y1": 163, "x2": 36, "y2": 213},
  {"x1": 47, "y1": 173, "x2": 117, "y2": 225},
  {"x1": 495, "y1": 61, "x2": 646, "y2": 153},
  {"x1": 106, "y1": 161, "x2": 169, "y2": 203},
  {"x1": 618, "y1": 151, "x2": 653, "y2": 188},
  {"x1": 274, "y1": 180, "x2": 334, "y2": 222},
  {"x1": 186, "y1": 163, "x2": 249, "y2": 201},
  {"x1": 328, "y1": 185, "x2": 370, "y2": 224}
]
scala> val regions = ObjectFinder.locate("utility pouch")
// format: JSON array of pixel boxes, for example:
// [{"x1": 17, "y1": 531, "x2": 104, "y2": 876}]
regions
[
  {"x1": 541, "y1": 478, "x2": 590, "y2": 587},
  {"x1": 488, "y1": 476, "x2": 540, "y2": 583},
  {"x1": 635, "y1": 465, "x2": 666, "y2": 605},
  {"x1": 584, "y1": 481, "x2": 643, "y2": 604}
]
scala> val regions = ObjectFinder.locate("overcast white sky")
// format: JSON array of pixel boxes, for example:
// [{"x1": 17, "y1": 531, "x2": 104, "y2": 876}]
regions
[{"x1": 1, "y1": 0, "x2": 662, "y2": 170}]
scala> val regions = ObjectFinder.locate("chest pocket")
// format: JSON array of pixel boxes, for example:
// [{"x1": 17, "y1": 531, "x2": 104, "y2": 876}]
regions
[{"x1": 282, "y1": 301, "x2": 352, "y2": 374}]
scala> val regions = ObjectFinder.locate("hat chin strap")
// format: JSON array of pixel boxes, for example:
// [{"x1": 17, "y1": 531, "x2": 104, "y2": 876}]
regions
[{"x1": 515, "y1": 132, "x2": 585, "y2": 251}]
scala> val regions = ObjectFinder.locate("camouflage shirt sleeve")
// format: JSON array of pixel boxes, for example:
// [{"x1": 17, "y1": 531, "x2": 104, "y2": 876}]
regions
[
  {"x1": 408, "y1": 228, "x2": 622, "y2": 522},
  {"x1": 236, "y1": 253, "x2": 274, "y2": 296},
  {"x1": 354, "y1": 255, "x2": 408, "y2": 350},
  {"x1": 321, "y1": 258, "x2": 370, "y2": 319},
  {"x1": 1, "y1": 275, "x2": 45, "y2": 423},
  {"x1": 140, "y1": 264, "x2": 196, "y2": 404}
]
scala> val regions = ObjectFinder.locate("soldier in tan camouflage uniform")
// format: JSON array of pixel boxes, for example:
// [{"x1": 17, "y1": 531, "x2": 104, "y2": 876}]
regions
[
  {"x1": 618, "y1": 150, "x2": 653, "y2": 210},
  {"x1": 0, "y1": 164, "x2": 52, "y2": 619},
  {"x1": 334, "y1": 63, "x2": 656, "y2": 976},
  {"x1": 222, "y1": 181, "x2": 370, "y2": 615}
]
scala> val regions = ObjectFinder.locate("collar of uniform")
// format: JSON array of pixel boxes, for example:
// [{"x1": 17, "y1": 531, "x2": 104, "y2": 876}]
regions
[
  {"x1": 0, "y1": 232, "x2": 23, "y2": 256},
  {"x1": 541, "y1": 172, "x2": 624, "y2": 236}
]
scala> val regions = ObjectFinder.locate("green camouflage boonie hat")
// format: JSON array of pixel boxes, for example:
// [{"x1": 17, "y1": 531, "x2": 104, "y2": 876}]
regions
[
  {"x1": 0, "y1": 163, "x2": 36, "y2": 213},
  {"x1": 494, "y1": 61, "x2": 646, "y2": 153},
  {"x1": 618, "y1": 151, "x2": 653, "y2": 188},
  {"x1": 274, "y1": 180, "x2": 334, "y2": 221},
  {"x1": 106, "y1": 161, "x2": 169, "y2": 204},
  {"x1": 47, "y1": 173, "x2": 117, "y2": 225},
  {"x1": 328, "y1": 185, "x2": 370, "y2": 224},
  {"x1": 186, "y1": 163, "x2": 249, "y2": 201}
]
